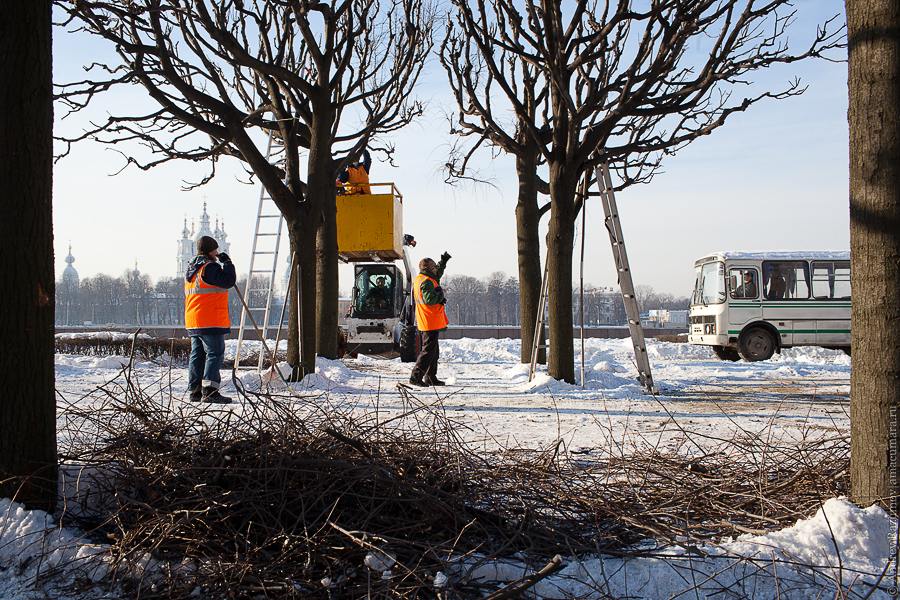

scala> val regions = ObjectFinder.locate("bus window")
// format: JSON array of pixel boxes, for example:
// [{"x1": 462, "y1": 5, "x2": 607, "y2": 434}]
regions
[
  {"x1": 763, "y1": 261, "x2": 809, "y2": 300},
  {"x1": 730, "y1": 268, "x2": 758, "y2": 299},
  {"x1": 693, "y1": 261, "x2": 726, "y2": 305},
  {"x1": 812, "y1": 261, "x2": 851, "y2": 299}
]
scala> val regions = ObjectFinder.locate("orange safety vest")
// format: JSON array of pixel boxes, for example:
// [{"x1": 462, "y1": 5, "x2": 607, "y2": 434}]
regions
[
  {"x1": 185, "y1": 262, "x2": 231, "y2": 330},
  {"x1": 413, "y1": 273, "x2": 449, "y2": 331},
  {"x1": 347, "y1": 164, "x2": 371, "y2": 195}
]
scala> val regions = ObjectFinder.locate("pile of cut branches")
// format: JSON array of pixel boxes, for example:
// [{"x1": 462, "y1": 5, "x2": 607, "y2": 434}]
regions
[{"x1": 56, "y1": 375, "x2": 849, "y2": 599}]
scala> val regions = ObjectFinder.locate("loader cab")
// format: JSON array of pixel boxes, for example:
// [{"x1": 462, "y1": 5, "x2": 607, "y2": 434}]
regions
[{"x1": 350, "y1": 264, "x2": 403, "y2": 319}]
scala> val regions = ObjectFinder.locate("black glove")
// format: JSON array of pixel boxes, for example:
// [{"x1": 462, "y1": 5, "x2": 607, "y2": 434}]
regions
[
  {"x1": 440, "y1": 251, "x2": 451, "y2": 263},
  {"x1": 217, "y1": 252, "x2": 231, "y2": 263}
]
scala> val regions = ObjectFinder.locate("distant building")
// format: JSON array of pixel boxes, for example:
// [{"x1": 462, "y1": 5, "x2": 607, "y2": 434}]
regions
[
  {"x1": 61, "y1": 244, "x2": 79, "y2": 293},
  {"x1": 58, "y1": 244, "x2": 80, "y2": 325},
  {"x1": 176, "y1": 201, "x2": 231, "y2": 277},
  {"x1": 648, "y1": 309, "x2": 688, "y2": 328},
  {"x1": 338, "y1": 298, "x2": 352, "y2": 325}
]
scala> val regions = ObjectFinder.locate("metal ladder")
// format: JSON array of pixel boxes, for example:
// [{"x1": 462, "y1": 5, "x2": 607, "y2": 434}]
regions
[
  {"x1": 593, "y1": 162, "x2": 657, "y2": 394},
  {"x1": 527, "y1": 253, "x2": 550, "y2": 382},
  {"x1": 234, "y1": 132, "x2": 286, "y2": 370}
]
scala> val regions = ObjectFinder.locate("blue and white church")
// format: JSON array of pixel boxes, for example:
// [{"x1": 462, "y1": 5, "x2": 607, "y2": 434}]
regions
[{"x1": 176, "y1": 202, "x2": 231, "y2": 277}]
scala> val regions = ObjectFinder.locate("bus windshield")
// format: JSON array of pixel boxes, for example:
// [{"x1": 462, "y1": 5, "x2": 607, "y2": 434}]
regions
[{"x1": 692, "y1": 261, "x2": 725, "y2": 306}]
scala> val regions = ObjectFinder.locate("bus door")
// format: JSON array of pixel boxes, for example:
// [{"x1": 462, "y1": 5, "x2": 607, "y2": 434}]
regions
[{"x1": 727, "y1": 266, "x2": 761, "y2": 326}]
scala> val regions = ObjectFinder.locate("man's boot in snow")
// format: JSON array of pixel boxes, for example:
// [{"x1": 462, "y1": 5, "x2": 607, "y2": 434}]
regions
[{"x1": 202, "y1": 386, "x2": 232, "y2": 404}]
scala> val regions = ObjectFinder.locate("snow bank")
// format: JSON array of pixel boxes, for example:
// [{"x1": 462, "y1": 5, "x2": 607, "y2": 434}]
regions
[
  {"x1": 454, "y1": 499, "x2": 895, "y2": 600},
  {"x1": 0, "y1": 499, "x2": 110, "y2": 599}
]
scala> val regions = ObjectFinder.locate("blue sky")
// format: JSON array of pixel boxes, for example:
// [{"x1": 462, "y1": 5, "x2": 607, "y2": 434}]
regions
[{"x1": 51, "y1": 0, "x2": 848, "y2": 297}]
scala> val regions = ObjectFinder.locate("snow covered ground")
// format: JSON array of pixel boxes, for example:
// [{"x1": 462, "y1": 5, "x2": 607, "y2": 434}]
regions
[{"x1": 1, "y1": 336, "x2": 895, "y2": 599}]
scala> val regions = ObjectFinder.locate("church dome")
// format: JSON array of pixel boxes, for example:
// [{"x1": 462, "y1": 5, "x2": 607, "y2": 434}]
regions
[
  {"x1": 178, "y1": 200, "x2": 231, "y2": 278},
  {"x1": 61, "y1": 244, "x2": 79, "y2": 292},
  {"x1": 193, "y1": 201, "x2": 214, "y2": 244}
]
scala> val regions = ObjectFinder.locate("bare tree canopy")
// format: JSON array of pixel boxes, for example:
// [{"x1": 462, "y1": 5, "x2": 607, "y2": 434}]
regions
[
  {"x1": 56, "y1": 0, "x2": 430, "y2": 182},
  {"x1": 55, "y1": 0, "x2": 435, "y2": 375},
  {"x1": 442, "y1": 0, "x2": 843, "y2": 383}
]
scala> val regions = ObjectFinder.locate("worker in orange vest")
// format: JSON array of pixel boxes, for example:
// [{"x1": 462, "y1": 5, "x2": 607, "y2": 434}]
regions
[
  {"x1": 185, "y1": 235, "x2": 237, "y2": 404},
  {"x1": 337, "y1": 148, "x2": 371, "y2": 194},
  {"x1": 409, "y1": 253, "x2": 451, "y2": 387}
]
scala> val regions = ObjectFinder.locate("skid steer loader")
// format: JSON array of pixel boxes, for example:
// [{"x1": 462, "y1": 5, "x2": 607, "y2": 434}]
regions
[{"x1": 336, "y1": 183, "x2": 419, "y2": 361}]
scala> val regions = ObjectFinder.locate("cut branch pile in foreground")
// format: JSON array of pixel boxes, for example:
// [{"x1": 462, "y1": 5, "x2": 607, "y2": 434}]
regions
[{"x1": 56, "y1": 374, "x2": 849, "y2": 599}]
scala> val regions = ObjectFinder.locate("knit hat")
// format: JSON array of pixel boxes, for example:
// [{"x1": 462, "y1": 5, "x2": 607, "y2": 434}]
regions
[{"x1": 197, "y1": 235, "x2": 219, "y2": 255}]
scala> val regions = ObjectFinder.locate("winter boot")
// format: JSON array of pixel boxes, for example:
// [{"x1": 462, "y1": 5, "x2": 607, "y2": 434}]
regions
[
  {"x1": 202, "y1": 386, "x2": 232, "y2": 404},
  {"x1": 424, "y1": 376, "x2": 446, "y2": 386},
  {"x1": 189, "y1": 387, "x2": 203, "y2": 402},
  {"x1": 408, "y1": 374, "x2": 428, "y2": 387}
]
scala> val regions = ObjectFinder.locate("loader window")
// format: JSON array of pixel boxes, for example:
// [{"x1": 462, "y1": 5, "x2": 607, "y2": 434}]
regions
[{"x1": 353, "y1": 269, "x2": 395, "y2": 315}]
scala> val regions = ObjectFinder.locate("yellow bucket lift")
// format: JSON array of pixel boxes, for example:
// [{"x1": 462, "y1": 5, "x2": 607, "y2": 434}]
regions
[
  {"x1": 336, "y1": 182, "x2": 403, "y2": 262},
  {"x1": 335, "y1": 182, "x2": 418, "y2": 360}
]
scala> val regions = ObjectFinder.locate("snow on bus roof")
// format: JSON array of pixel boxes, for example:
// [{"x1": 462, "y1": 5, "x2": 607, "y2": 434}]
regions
[{"x1": 697, "y1": 250, "x2": 850, "y2": 263}]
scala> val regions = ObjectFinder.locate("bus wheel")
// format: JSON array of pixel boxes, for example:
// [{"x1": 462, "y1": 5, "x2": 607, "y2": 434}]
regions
[
  {"x1": 712, "y1": 345, "x2": 741, "y2": 362},
  {"x1": 738, "y1": 327, "x2": 776, "y2": 362}
]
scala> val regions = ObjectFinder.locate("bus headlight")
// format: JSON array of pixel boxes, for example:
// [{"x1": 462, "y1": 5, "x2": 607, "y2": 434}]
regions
[{"x1": 704, "y1": 323, "x2": 716, "y2": 334}]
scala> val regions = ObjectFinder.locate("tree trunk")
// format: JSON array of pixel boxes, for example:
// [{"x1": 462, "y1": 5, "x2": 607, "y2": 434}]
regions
[
  {"x1": 310, "y1": 101, "x2": 339, "y2": 360},
  {"x1": 286, "y1": 219, "x2": 317, "y2": 378},
  {"x1": 847, "y1": 0, "x2": 900, "y2": 512},
  {"x1": 0, "y1": 1, "x2": 58, "y2": 511},
  {"x1": 515, "y1": 152, "x2": 546, "y2": 365},
  {"x1": 546, "y1": 163, "x2": 577, "y2": 384}
]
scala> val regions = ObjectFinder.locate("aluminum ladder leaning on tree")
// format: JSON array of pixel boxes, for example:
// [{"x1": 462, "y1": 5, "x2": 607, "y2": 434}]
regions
[
  {"x1": 593, "y1": 161, "x2": 658, "y2": 395},
  {"x1": 527, "y1": 255, "x2": 550, "y2": 383},
  {"x1": 234, "y1": 132, "x2": 287, "y2": 371}
]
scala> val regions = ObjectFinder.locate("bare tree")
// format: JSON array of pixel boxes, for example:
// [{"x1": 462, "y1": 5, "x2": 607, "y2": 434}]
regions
[
  {"x1": 847, "y1": 0, "x2": 899, "y2": 511},
  {"x1": 442, "y1": 0, "x2": 842, "y2": 383},
  {"x1": 633, "y1": 284, "x2": 655, "y2": 314},
  {"x1": 443, "y1": 274, "x2": 489, "y2": 325},
  {"x1": 441, "y1": 39, "x2": 551, "y2": 363},
  {"x1": 0, "y1": 1, "x2": 57, "y2": 510},
  {"x1": 55, "y1": 0, "x2": 434, "y2": 377}
]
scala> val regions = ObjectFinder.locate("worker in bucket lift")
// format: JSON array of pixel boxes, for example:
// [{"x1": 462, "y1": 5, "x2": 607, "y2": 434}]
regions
[
  {"x1": 409, "y1": 253, "x2": 451, "y2": 387},
  {"x1": 184, "y1": 235, "x2": 237, "y2": 404},
  {"x1": 337, "y1": 148, "x2": 371, "y2": 195}
]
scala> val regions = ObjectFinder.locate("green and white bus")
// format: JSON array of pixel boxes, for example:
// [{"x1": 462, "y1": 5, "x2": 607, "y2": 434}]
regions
[{"x1": 688, "y1": 251, "x2": 851, "y2": 361}]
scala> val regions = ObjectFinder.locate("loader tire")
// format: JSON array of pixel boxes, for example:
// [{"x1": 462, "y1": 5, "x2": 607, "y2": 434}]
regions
[{"x1": 399, "y1": 325, "x2": 419, "y2": 363}]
